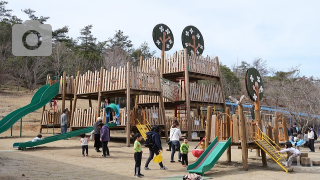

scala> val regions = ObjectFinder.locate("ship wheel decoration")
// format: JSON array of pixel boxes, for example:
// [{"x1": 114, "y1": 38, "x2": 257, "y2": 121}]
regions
[
  {"x1": 181, "y1": 25, "x2": 204, "y2": 56},
  {"x1": 152, "y1": 23, "x2": 174, "y2": 51},
  {"x1": 245, "y1": 68, "x2": 264, "y2": 102}
]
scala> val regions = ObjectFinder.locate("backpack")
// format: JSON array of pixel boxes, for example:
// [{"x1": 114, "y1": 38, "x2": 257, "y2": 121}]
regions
[
  {"x1": 314, "y1": 131, "x2": 318, "y2": 140},
  {"x1": 144, "y1": 133, "x2": 154, "y2": 148}
]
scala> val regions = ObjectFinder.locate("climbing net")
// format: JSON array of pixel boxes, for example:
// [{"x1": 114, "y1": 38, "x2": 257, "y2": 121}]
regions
[{"x1": 160, "y1": 78, "x2": 180, "y2": 101}]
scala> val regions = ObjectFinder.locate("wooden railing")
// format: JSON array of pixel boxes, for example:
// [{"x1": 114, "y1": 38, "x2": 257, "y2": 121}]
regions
[
  {"x1": 142, "y1": 51, "x2": 220, "y2": 77},
  {"x1": 138, "y1": 82, "x2": 224, "y2": 104},
  {"x1": 58, "y1": 76, "x2": 75, "y2": 94},
  {"x1": 165, "y1": 117, "x2": 204, "y2": 132},
  {"x1": 76, "y1": 67, "x2": 161, "y2": 94}
]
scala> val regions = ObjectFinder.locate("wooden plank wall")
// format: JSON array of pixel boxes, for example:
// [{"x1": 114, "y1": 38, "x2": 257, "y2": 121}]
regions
[
  {"x1": 187, "y1": 55, "x2": 220, "y2": 77},
  {"x1": 138, "y1": 82, "x2": 224, "y2": 104},
  {"x1": 76, "y1": 67, "x2": 161, "y2": 94},
  {"x1": 142, "y1": 51, "x2": 219, "y2": 76},
  {"x1": 58, "y1": 76, "x2": 75, "y2": 94},
  {"x1": 165, "y1": 117, "x2": 204, "y2": 132},
  {"x1": 41, "y1": 109, "x2": 62, "y2": 125},
  {"x1": 72, "y1": 108, "x2": 106, "y2": 127}
]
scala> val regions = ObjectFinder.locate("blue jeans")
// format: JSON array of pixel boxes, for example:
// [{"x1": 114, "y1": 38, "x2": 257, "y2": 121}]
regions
[
  {"x1": 171, "y1": 140, "x2": 181, "y2": 161},
  {"x1": 61, "y1": 125, "x2": 67, "y2": 134}
]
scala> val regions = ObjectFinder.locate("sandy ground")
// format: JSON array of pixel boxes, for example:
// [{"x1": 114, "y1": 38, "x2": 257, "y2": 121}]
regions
[{"x1": 1, "y1": 93, "x2": 320, "y2": 180}]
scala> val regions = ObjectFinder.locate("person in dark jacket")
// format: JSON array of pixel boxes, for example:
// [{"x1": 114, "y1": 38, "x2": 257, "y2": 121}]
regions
[
  {"x1": 144, "y1": 126, "x2": 168, "y2": 170},
  {"x1": 99, "y1": 123, "x2": 110, "y2": 157},
  {"x1": 93, "y1": 117, "x2": 103, "y2": 152}
]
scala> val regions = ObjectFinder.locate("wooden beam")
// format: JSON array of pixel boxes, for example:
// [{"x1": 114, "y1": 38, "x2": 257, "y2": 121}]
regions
[
  {"x1": 226, "y1": 107, "x2": 231, "y2": 162},
  {"x1": 184, "y1": 49, "x2": 192, "y2": 140},
  {"x1": 97, "y1": 67, "x2": 104, "y2": 118},
  {"x1": 126, "y1": 62, "x2": 131, "y2": 147},
  {"x1": 216, "y1": 57, "x2": 226, "y2": 111},
  {"x1": 205, "y1": 106, "x2": 212, "y2": 149},
  {"x1": 188, "y1": 74, "x2": 219, "y2": 82},
  {"x1": 89, "y1": 99, "x2": 92, "y2": 108},
  {"x1": 239, "y1": 104, "x2": 248, "y2": 171},
  {"x1": 62, "y1": 71, "x2": 66, "y2": 111},
  {"x1": 158, "y1": 69, "x2": 168, "y2": 141},
  {"x1": 69, "y1": 71, "x2": 80, "y2": 131},
  {"x1": 273, "y1": 112, "x2": 279, "y2": 145},
  {"x1": 134, "y1": 56, "x2": 143, "y2": 116},
  {"x1": 255, "y1": 100, "x2": 267, "y2": 167},
  {"x1": 282, "y1": 117, "x2": 289, "y2": 142}
]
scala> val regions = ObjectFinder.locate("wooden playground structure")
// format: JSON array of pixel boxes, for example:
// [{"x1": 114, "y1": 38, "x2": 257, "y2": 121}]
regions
[{"x1": 40, "y1": 50, "x2": 226, "y2": 146}]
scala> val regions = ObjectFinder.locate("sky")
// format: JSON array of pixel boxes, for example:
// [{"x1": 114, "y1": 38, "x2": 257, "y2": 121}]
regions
[{"x1": 7, "y1": 0, "x2": 320, "y2": 77}]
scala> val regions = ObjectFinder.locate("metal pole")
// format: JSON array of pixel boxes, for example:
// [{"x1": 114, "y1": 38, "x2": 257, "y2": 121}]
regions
[
  {"x1": 20, "y1": 118, "x2": 22, "y2": 137},
  {"x1": 11, "y1": 125, "x2": 12, "y2": 136}
]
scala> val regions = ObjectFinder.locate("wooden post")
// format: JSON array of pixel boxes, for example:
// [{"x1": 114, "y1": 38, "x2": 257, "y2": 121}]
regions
[
  {"x1": 239, "y1": 104, "x2": 248, "y2": 171},
  {"x1": 216, "y1": 57, "x2": 226, "y2": 111},
  {"x1": 205, "y1": 106, "x2": 212, "y2": 149},
  {"x1": 69, "y1": 99, "x2": 72, "y2": 121},
  {"x1": 255, "y1": 103, "x2": 267, "y2": 166},
  {"x1": 282, "y1": 117, "x2": 289, "y2": 142},
  {"x1": 40, "y1": 74, "x2": 50, "y2": 133},
  {"x1": 273, "y1": 112, "x2": 279, "y2": 145},
  {"x1": 89, "y1": 99, "x2": 92, "y2": 108},
  {"x1": 62, "y1": 71, "x2": 66, "y2": 111},
  {"x1": 97, "y1": 67, "x2": 104, "y2": 118},
  {"x1": 126, "y1": 62, "x2": 131, "y2": 147},
  {"x1": 134, "y1": 56, "x2": 144, "y2": 115},
  {"x1": 158, "y1": 69, "x2": 168, "y2": 141},
  {"x1": 184, "y1": 49, "x2": 192, "y2": 140},
  {"x1": 226, "y1": 107, "x2": 231, "y2": 162},
  {"x1": 69, "y1": 71, "x2": 80, "y2": 131},
  {"x1": 267, "y1": 125, "x2": 273, "y2": 139}
]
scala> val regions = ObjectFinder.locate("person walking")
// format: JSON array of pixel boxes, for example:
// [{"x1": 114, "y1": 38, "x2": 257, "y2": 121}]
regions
[
  {"x1": 170, "y1": 120, "x2": 182, "y2": 163},
  {"x1": 93, "y1": 117, "x2": 103, "y2": 152},
  {"x1": 99, "y1": 123, "x2": 110, "y2": 157},
  {"x1": 144, "y1": 126, "x2": 168, "y2": 170},
  {"x1": 60, "y1": 109, "x2": 68, "y2": 134},
  {"x1": 80, "y1": 133, "x2": 89, "y2": 157}
]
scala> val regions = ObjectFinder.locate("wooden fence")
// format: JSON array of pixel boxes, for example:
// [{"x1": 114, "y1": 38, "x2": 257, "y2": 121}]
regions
[
  {"x1": 165, "y1": 117, "x2": 204, "y2": 132},
  {"x1": 138, "y1": 82, "x2": 224, "y2": 104},
  {"x1": 142, "y1": 51, "x2": 220, "y2": 77},
  {"x1": 41, "y1": 109, "x2": 62, "y2": 125},
  {"x1": 58, "y1": 76, "x2": 75, "y2": 94},
  {"x1": 76, "y1": 67, "x2": 161, "y2": 94}
]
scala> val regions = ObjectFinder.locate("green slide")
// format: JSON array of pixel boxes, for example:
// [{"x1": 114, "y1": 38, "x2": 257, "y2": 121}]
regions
[
  {"x1": 13, "y1": 123, "x2": 117, "y2": 149},
  {"x1": 187, "y1": 137, "x2": 231, "y2": 175},
  {"x1": 0, "y1": 83, "x2": 59, "y2": 134}
]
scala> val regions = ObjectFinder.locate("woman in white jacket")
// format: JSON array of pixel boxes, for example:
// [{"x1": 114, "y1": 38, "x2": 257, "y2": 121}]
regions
[{"x1": 170, "y1": 120, "x2": 182, "y2": 162}]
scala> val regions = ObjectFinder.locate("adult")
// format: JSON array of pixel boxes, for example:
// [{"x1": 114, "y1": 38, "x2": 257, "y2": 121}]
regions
[
  {"x1": 307, "y1": 127, "x2": 315, "y2": 152},
  {"x1": 101, "y1": 97, "x2": 113, "y2": 123},
  {"x1": 93, "y1": 117, "x2": 103, "y2": 152},
  {"x1": 60, "y1": 109, "x2": 68, "y2": 134},
  {"x1": 166, "y1": 119, "x2": 177, "y2": 151},
  {"x1": 144, "y1": 126, "x2": 168, "y2": 170},
  {"x1": 99, "y1": 123, "x2": 110, "y2": 157},
  {"x1": 170, "y1": 120, "x2": 182, "y2": 163}
]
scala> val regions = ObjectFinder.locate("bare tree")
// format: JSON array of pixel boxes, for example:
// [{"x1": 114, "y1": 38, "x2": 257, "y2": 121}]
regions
[
  {"x1": 266, "y1": 67, "x2": 320, "y2": 130},
  {"x1": 103, "y1": 47, "x2": 132, "y2": 70}
]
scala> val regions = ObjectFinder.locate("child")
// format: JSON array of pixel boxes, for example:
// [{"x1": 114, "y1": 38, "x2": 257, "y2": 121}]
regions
[
  {"x1": 134, "y1": 133, "x2": 144, "y2": 178},
  {"x1": 180, "y1": 138, "x2": 189, "y2": 167},
  {"x1": 276, "y1": 141, "x2": 301, "y2": 167},
  {"x1": 32, "y1": 134, "x2": 44, "y2": 142},
  {"x1": 80, "y1": 133, "x2": 89, "y2": 157}
]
